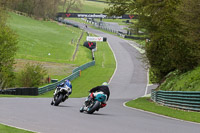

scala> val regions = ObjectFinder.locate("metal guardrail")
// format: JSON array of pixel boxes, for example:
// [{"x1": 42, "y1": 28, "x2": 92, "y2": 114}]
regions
[
  {"x1": 38, "y1": 19, "x2": 96, "y2": 95},
  {"x1": 85, "y1": 19, "x2": 146, "y2": 40},
  {"x1": 72, "y1": 60, "x2": 95, "y2": 73},
  {"x1": 38, "y1": 71, "x2": 80, "y2": 94},
  {"x1": 0, "y1": 87, "x2": 38, "y2": 96},
  {"x1": 38, "y1": 60, "x2": 95, "y2": 95},
  {"x1": 57, "y1": 18, "x2": 79, "y2": 28},
  {"x1": 151, "y1": 90, "x2": 200, "y2": 111}
]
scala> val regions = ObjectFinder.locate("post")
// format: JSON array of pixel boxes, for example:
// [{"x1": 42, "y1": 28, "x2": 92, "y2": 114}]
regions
[{"x1": 79, "y1": 70, "x2": 81, "y2": 76}]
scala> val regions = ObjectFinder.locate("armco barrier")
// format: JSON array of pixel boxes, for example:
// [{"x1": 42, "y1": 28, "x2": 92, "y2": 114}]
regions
[
  {"x1": 0, "y1": 88, "x2": 38, "y2": 96},
  {"x1": 151, "y1": 90, "x2": 200, "y2": 111},
  {"x1": 58, "y1": 18, "x2": 79, "y2": 28},
  {"x1": 38, "y1": 60, "x2": 95, "y2": 95},
  {"x1": 38, "y1": 70, "x2": 80, "y2": 95},
  {"x1": 72, "y1": 60, "x2": 95, "y2": 73}
]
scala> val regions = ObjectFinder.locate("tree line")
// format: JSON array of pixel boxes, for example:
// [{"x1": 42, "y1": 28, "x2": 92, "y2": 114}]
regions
[
  {"x1": 2, "y1": 0, "x2": 82, "y2": 19},
  {"x1": 105, "y1": 0, "x2": 200, "y2": 83}
]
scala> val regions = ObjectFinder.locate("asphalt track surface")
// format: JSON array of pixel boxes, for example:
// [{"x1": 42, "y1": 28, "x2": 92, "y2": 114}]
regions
[{"x1": 1, "y1": 22, "x2": 200, "y2": 133}]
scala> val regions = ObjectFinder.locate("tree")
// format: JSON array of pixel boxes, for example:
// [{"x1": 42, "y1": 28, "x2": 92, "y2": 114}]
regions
[
  {"x1": 8, "y1": 0, "x2": 62, "y2": 19},
  {"x1": 176, "y1": 0, "x2": 200, "y2": 67},
  {"x1": 17, "y1": 0, "x2": 35, "y2": 16},
  {"x1": 63, "y1": 0, "x2": 83, "y2": 13},
  {"x1": 105, "y1": 0, "x2": 200, "y2": 82},
  {"x1": 0, "y1": 3, "x2": 18, "y2": 89}
]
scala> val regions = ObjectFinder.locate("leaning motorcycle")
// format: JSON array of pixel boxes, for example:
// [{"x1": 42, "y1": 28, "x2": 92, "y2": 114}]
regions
[
  {"x1": 80, "y1": 92, "x2": 107, "y2": 114},
  {"x1": 52, "y1": 86, "x2": 71, "y2": 106}
]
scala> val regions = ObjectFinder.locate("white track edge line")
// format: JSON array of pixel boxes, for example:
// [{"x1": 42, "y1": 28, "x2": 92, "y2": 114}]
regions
[
  {"x1": 122, "y1": 101, "x2": 200, "y2": 125},
  {"x1": 122, "y1": 40, "x2": 200, "y2": 125},
  {"x1": 144, "y1": 68, "x2": 149, "y2": 96},
  {"x1": 107, "y1": 40, "x2": 118, "y2": 84},
  {"x1": 0, "y1": 121, "x2": 41, "y2": 133}
]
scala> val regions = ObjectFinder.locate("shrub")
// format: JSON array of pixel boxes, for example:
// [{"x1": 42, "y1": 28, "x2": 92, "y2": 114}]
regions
[
  {"x1": 0, "y1": 8, "x2": 18, "y2": 89},
  {"x1": 17, "y1": 63, "x2": 47, "y2": 87}
]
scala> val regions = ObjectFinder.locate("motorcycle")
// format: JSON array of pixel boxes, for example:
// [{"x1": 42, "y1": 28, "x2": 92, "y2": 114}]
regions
[
  {"x1": 51, "y1": 86, "x2": 71, "y2": 106},
  {"x1": 80, "y1": 92, "x2": 107, "y2": 114}
]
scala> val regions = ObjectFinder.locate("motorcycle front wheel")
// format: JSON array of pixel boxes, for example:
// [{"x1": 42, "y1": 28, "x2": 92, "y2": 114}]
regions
[
  {"x1": 54, "y1": 94, "x2": 63, "y2": 106},
  {"x1": 87, "y1": 101, "x2": 101, "y2": 114}
]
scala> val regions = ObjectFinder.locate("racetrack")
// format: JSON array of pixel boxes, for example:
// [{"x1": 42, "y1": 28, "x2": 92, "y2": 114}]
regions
[{"x1": 0, "y1": 23, "x2": 200, "y2": 133}]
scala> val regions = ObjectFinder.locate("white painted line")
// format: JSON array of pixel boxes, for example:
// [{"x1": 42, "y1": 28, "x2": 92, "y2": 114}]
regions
[
  {"x1": 0, "y1": 121, "x2": 41, "y2": 133},
  {"x1": 125, "y1": 40, "x2": 145, "y2": 54},
  {"x1": 144, "y1": 68, "x2": 149, "y2": 96},
  {"x1": 148, "y1": 84, "x2": 154, "y2": 86},
  {"x1": 122, "y1": 101, "x2": 200, "y2": 125},
  {"x1": 107, "y1": 40, "x2": 118, "y2": 84},
  {"x1": 122, "y1": 40, "x2": 200, "y2": 125}
]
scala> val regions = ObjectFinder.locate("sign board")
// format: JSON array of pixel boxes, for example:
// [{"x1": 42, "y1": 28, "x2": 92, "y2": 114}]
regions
[
  {"x1": 87, "y1": 36, "x2": 103, "y2": 42},
  {"x1": 83, "y1": 41, "x2": 96, "y2": 50},
  {"x1": 56, "y1": 13, "x2": 138, "y2": 19},
  {"x1": 87, "y1": 36, "x2": 107, "y2": 42}
]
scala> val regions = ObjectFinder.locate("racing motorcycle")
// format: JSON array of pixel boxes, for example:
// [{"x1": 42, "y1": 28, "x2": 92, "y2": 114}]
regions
[
  {"x1": 80, "y1": 92, "x2": 107, "y2": 114},
  {"x1": 51, "y1": 86, "x2": 71, "y2": 106}
]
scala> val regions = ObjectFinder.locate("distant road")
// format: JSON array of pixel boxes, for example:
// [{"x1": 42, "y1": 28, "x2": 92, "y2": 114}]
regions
[{"x1": 0, "y1": 21, "x2": 200, "y2": 133}]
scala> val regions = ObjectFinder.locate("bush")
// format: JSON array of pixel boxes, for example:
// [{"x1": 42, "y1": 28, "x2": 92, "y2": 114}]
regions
[
  {"x1": 0, "y1": 8, "x2": 18, "y2": 89},
  {"x1": 17, "y1": 63, "x2": 47, "y2": 87}
]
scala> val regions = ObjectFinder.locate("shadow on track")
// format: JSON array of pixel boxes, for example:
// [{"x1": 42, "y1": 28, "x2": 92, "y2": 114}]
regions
[{"x1": 52, "y1": 105, "x2": 72, "y2": 108}]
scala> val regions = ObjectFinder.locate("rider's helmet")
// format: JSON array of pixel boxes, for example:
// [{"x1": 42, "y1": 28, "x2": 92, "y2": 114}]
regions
[
  {"x1": 65, "y1": 80, "x2": 72, "y2": 88},
  {"x1": 102, "y1": 82, "x2": 108, "y2": 86}
]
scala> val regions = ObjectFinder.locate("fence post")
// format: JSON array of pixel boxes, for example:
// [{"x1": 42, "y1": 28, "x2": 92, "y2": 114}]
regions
[{"x1": 79, "y1": 70, "x2": 81, "y2": 76}]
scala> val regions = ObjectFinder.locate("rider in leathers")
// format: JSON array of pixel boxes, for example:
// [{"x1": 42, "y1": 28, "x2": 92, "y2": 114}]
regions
[
  {"x1": 51, "y1": 80, "x2": 72, "y2": 105},
  {"x1": 82, "y1": 82, "x2": 110, "y2": 111}
]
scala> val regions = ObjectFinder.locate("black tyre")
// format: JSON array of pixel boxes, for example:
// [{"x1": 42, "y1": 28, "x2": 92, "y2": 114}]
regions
[
  {"x1": 80, "y1": 106, "x2": 84, "y2": 113},
  {"x1": 54, "y1": 94, "x2": 63, "y2": 106},
  {"x1": 87, "y1": 101, "x2": 101, "y2": 114}
]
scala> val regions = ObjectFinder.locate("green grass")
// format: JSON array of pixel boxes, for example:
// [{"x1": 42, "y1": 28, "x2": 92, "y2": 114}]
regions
[
  {"x1": 126, "y1": 97, "x2": 200, "y2": 123},
  {"x1": 134, "y1": 40, "x2": 146, "y2": 47},
  {"x1": 0, "y1": 123, "x2": 34, "y2": 133},
  {"x1": 0, "y1": 37, "x2": 116, "y2": 98},
  {"x1": 39, "y1": 40, "x2": 116, "y2": 98},
  {"x1": 60, "y1": 0, "x2": 108, "y2": 13},
  {"x1": 8, "y1": 12, "x2": 88, "y2": 64},
  {"x1": 7, "y1": 12, "x2": 93, "y2": 81},
  {"x1": 102, "y1": 19, "x2": 137, "y2": 25},
  {"x1": 158, "y1": 67, "x2": 200, "y2": 91},
  {"x1": 66, "y1": 18, "x2": 88, "y2": 24},
  {"x1": 91, "y1": 26, "x2": 117, "y2": 35},
  {"x1": 72, "y1": 32, "x2": 93, "y2": 65},
  {"x1": 71, "y1": 41, "x2": 116, "y2": 97},
  {"x1": 87, "y1": 0, "x2": 108, "y2": 2},
  {"x1": 82, "y1": 1, "x2": 108, "y2": 13}
]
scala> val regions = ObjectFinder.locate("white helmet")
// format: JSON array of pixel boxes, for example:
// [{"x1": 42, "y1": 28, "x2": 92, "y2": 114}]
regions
[{"x1": 102, "y1": 82, "x2": 108, "y2": 86}]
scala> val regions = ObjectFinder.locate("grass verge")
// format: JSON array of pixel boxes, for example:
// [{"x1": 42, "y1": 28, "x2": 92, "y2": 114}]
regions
[
  {"x1": 0, "y1": 123, "x2": 34, "y2": 133},
  {"x1": 126, "y1": 97, "x2": 200, "y2": 123},
  {"x1": 158, "y1": 67, "x2": 200, "y2": 91},
  {"x1": 39, "y1": 40, "x2": 116, "y2": 98}
]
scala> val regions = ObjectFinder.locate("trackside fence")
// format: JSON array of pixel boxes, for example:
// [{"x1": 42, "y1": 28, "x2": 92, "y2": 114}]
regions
[
  {"x1": 72, "y1": 60, "x2": 95, "y2": 73},
  {"x1": 151, "y1": 90, "x2": 200, "y2": 112},
  {"x1": 38, "y1": 60, "x2": 95, "y2": 95}
]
